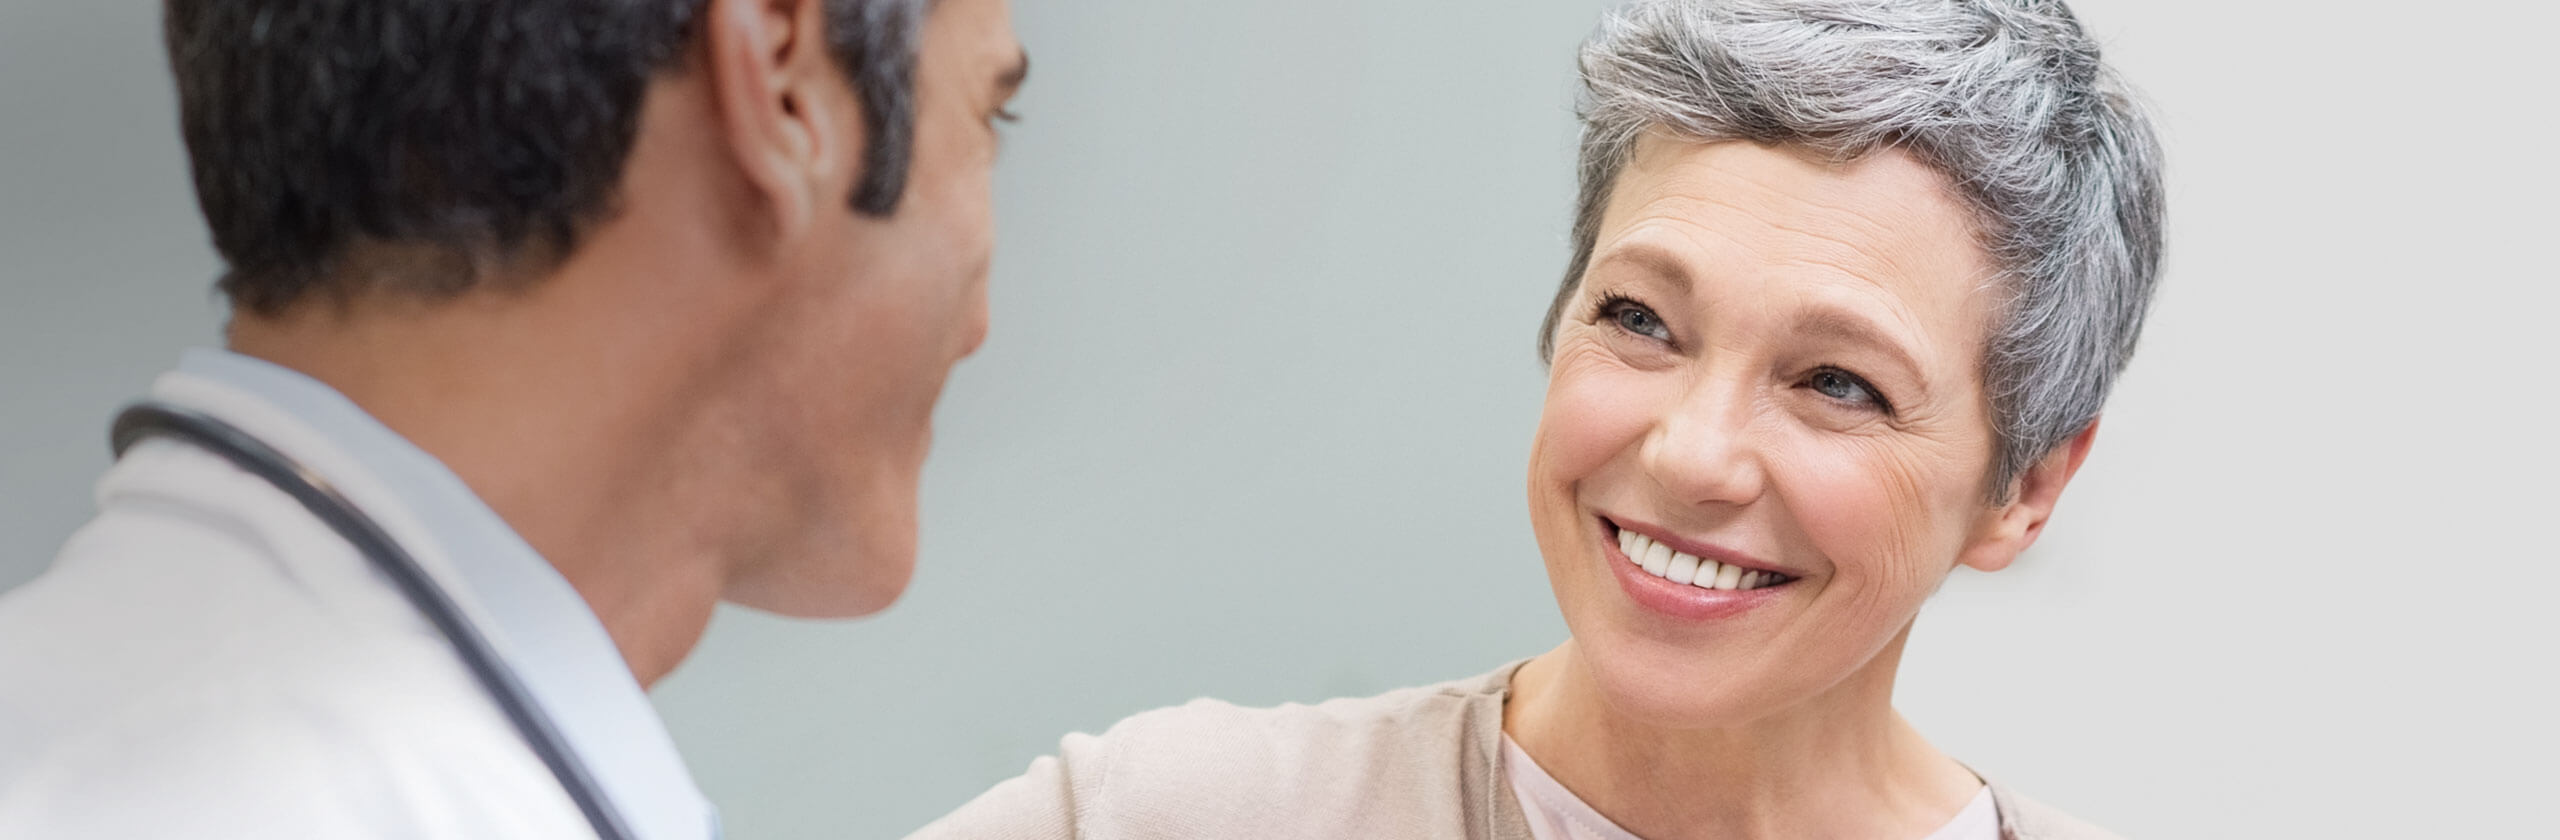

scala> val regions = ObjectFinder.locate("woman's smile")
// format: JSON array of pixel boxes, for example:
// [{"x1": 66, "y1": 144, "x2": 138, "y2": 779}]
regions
[{"x1": 1598, "y1": 514, "x2": 1801, "y2": 623}]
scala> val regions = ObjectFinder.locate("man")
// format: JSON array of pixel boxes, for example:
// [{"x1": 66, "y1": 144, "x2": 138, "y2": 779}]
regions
[{"x1": 0, "y1": 0, "x2": 1025, "y2": 836}]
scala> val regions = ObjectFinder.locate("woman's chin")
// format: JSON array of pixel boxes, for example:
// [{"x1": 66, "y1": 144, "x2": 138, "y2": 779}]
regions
[{"x1": 1574, "y1": 630, "x2": 1805, "y2": 731}]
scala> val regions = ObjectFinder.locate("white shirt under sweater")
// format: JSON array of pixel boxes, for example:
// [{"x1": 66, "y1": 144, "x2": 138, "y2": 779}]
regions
[{"x1": 1501, "y1": 736, "x2": 1999, "y2": 840}]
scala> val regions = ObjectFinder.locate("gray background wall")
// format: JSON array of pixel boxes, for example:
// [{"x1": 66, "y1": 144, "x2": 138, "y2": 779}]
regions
[{"x1": 4, "y1": 1, "x2": 2553, "y2": 837}]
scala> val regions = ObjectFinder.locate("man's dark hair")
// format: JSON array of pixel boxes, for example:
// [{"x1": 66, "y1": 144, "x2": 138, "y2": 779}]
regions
[{"x1": 163, "y1": 0, "x2": 925, "y2": 316}]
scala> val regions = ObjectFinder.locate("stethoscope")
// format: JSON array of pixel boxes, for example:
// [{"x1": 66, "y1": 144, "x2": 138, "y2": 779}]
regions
[{"x1": 111, "y1": 402, "x2": 639, "y2": 840}]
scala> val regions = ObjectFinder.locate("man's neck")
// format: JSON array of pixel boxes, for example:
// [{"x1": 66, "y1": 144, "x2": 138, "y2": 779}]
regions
[{"x1": 227, "y1": 261, "x2": 754, "y2": 686}]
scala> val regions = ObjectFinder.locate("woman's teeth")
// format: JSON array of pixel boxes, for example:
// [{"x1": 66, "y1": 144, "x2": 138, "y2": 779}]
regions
[{"x1": 1617, "y1": 528, "x2": 1789, "y2": 591}]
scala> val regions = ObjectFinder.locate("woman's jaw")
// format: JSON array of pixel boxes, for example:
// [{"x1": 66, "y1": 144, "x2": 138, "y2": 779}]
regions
[{"x1": 1532, "y1": 490, "x2": 1896, "y2": 733}]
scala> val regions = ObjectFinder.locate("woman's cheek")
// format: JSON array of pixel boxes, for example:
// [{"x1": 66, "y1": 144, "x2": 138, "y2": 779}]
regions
[
  {"x1": 1534, "y1": 342, "x2": 1666, "y2": 488},
  {"x1": 1778, "y1": 434, "x2": 1945, "y2": 624}
]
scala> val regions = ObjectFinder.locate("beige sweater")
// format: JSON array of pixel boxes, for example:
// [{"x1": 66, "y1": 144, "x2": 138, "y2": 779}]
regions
[{"x1": 909, "y1": 662, "x2": 2122, "y2": 839}]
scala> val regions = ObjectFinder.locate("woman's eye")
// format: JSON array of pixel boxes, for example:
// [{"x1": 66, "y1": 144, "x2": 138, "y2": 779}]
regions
[
  {"x1": 1607, "y1": 300, "x2": 1672, "y2": 342},
  {"x1": 1806, "y1": 368, "x2": 1890, "y2": 413}
]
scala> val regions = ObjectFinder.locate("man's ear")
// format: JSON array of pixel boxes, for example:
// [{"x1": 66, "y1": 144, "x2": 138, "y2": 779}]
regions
[
  {"x1": 701, "y1": 0, "x2": 856, "y2": 240},
  {"x1": 1958, "y1": 419, "x2": 2101, "y2": 573}
]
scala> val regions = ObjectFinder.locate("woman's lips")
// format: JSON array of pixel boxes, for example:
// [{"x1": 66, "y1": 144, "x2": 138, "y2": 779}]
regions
[{"x1": 1601, "y1": 516, "x2": 1792, "y2": 622}]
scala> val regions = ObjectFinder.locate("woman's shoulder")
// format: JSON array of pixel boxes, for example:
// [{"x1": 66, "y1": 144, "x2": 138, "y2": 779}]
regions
[
  {"x1": 1091, "y1": 661, "x2": 1515, "y2": 761},
  {"x1": 907, "y1": 662, "x2": 1524, "y2": 840},
  {"x1": 1985, "y1": 780, "x2": 2127, "y2": 840}
]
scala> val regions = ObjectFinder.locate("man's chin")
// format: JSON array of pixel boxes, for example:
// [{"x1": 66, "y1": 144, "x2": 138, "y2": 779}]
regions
[{"x1": 722, "y1": 531, "x2": 918, "y2": 619}]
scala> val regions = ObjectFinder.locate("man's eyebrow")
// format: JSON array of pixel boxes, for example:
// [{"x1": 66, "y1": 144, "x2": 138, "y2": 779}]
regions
[{"x1": 995, "y1": 49, "x2": 1029, "y2": 97}]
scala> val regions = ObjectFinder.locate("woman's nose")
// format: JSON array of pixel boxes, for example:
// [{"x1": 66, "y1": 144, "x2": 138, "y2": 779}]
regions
[{"x1": 1638, "y1": 379, "x2": 1767, "y2": 508}]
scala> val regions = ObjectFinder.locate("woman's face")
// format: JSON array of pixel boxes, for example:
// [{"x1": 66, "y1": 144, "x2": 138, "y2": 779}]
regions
[{"x1": 1530, "y1": 137, "x2": 2026, "y2": 727}]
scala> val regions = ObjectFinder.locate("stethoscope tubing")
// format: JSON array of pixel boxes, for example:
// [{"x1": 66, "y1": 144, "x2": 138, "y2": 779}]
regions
[{"x1": 111, "y1": 402, "x2": 638, "y2": 840}]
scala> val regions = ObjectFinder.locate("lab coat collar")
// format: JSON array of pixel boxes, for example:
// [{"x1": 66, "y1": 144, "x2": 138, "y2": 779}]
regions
[{"x1": 155, "y1": 348, "x2": 720, "y2": 840}]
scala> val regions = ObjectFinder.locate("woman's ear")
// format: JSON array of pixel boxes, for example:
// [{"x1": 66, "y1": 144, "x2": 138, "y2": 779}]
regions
[{"x1": 1958, "y1": 420, "x2": 2100, "y2": 573}]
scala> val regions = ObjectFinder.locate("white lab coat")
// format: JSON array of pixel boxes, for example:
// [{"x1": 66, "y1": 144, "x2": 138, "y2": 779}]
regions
[{"x1": 0, "y1": 359, "x2": 670, "y2": 838}]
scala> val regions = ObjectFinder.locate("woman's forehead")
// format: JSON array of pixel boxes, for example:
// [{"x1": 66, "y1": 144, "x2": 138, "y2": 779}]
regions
[{"x1": 1594, "y1": 137, "x2": 1999, "y2": 350}]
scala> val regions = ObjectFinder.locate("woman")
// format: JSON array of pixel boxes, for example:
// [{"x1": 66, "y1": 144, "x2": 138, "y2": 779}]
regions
[{"x1": 916, "y1": 0, "x2": 2159, "y2": 837}]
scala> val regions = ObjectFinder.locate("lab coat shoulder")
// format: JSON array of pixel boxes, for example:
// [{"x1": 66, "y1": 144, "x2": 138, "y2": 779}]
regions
[
  {"x1": 0, "y1": 441, "x2": 589, "y2": 839},
  {"x1": 0, "y1": 650, "x2": 590, "y2": 839}
]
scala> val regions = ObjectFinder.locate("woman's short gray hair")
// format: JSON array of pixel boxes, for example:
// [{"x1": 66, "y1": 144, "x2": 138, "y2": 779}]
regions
[{"x1": 1537, "y1": 0, "x2": 2165, "y2": 497}]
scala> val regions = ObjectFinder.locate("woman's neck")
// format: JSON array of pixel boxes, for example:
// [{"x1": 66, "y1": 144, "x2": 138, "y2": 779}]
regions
[{"x1": 1501, "y1": 631, "x2": 1982, "y2": 840}]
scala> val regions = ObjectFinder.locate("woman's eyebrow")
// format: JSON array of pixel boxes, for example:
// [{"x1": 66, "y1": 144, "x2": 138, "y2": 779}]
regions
[
  {"x1": 1588, "y1": 242, "x2": 1694, "y2": 296},
  {"x1": 1794, "y1": 307, "x2": 1926, "y2": 386}
]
